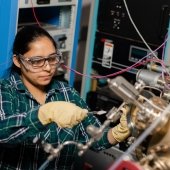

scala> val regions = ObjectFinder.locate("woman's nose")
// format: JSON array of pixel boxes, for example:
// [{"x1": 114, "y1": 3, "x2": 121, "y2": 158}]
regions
[{"x1": 42, "y1": 60, "x2": 51, "y2": 71}]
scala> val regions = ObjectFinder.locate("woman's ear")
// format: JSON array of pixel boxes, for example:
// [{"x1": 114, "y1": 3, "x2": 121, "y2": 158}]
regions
[{"x1": 13, "y1": 55, "x2": 21, "y2": 68}]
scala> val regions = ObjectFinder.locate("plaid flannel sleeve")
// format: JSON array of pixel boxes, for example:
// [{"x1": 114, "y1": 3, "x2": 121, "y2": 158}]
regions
[{"x1": 0, "y1": 84, "x2": 46, "y2": 144}]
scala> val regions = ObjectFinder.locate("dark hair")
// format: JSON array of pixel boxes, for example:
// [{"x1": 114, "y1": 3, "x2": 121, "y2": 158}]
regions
[{"x1": 13, "y1": 25, "x2": 57, "y2": 55}]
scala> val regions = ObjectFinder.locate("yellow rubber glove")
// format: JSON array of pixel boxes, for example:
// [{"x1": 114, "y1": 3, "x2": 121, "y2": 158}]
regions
[
  {"x1": 38, "y1": 101, "x2": 88, "y2": 128},
  {"x1": 111, "y1": 105, "x2": 130, "y2": 142}
]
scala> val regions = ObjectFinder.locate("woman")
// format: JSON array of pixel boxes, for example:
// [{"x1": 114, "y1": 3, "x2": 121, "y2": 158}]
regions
[{"x1": 0, "y1": 25, "x2": 130, "y2": 170}]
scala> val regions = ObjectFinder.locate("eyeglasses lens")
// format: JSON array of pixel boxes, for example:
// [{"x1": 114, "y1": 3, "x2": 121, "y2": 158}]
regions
[
  {"x1": 19, "y1": 52, "x2": 62, "y2": 72},
  {"x1": 30, "y1": 54, "x2": 60, "y2": 67}
]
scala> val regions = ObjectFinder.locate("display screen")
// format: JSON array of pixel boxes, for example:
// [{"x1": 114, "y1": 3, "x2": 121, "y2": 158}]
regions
[{"x1": 129, "y1": 45, "x2": 149, "y2": 62}]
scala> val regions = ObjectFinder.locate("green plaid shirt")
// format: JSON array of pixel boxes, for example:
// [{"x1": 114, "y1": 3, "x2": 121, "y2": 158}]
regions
[{"x1": 0, "y1": 71, "x2": 111, "y2": 170}]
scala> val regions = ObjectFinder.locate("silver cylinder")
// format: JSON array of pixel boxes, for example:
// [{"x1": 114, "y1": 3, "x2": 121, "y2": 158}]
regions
[{"x1": 136, "y1": 69, "x2": 163, "y2": 86}]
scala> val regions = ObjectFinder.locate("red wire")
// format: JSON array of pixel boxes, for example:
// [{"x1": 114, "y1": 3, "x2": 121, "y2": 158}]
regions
[
  {"x1": 30, "y1": 0, "x2": 41, "y2": 27},
  {"x1": 61, "y1": 57, "x2": 165, "y2": 79}
]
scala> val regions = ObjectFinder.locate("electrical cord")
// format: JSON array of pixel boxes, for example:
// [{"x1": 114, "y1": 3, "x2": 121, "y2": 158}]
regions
[{"x1": 123, "y1": 0, "x2": 159, "y2": 59}]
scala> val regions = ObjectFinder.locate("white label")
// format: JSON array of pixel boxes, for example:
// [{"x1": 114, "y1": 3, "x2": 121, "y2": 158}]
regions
[{"x1": 102, "y1": 41, "x2": 114, "y2": 68}]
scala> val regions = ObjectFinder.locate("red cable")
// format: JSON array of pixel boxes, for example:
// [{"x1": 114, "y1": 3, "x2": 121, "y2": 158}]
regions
[{"x1": 30, "y1": 0, "x2": 41, "y2": 27}]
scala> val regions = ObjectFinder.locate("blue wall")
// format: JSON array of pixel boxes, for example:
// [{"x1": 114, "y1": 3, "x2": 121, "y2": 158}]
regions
[{"x1": 0, "y1": 0, "x2": 18, "y2": 78}]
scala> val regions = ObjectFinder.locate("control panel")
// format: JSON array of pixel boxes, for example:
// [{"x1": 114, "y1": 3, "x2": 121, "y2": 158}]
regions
[{"x1": 129, "y1": 45, "x2": 158, "y2": 63}]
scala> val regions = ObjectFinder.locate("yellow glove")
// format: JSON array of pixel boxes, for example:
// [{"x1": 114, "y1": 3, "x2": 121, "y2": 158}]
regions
[
  {"x1": 111, "y1": 106, "x2": 130, "y2": 142},
  {"x1": 38, "y1": 101, "x2": 88, "y2": 128}
]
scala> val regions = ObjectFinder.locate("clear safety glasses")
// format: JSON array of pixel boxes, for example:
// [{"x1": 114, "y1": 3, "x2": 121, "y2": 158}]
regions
[{"x1": 19, "y1": 50, "x2": 62, "y2": 73}]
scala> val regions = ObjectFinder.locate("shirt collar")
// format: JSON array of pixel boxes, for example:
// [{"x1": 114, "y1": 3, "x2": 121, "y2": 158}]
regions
[{"x1": 10, "y1": 71, "x2": 27, "y2": 92}]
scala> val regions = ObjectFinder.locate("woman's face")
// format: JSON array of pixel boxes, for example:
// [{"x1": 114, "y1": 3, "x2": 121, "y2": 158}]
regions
[{"x1": 15, "y1": 36, "x2": 57, "y2": 88}]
